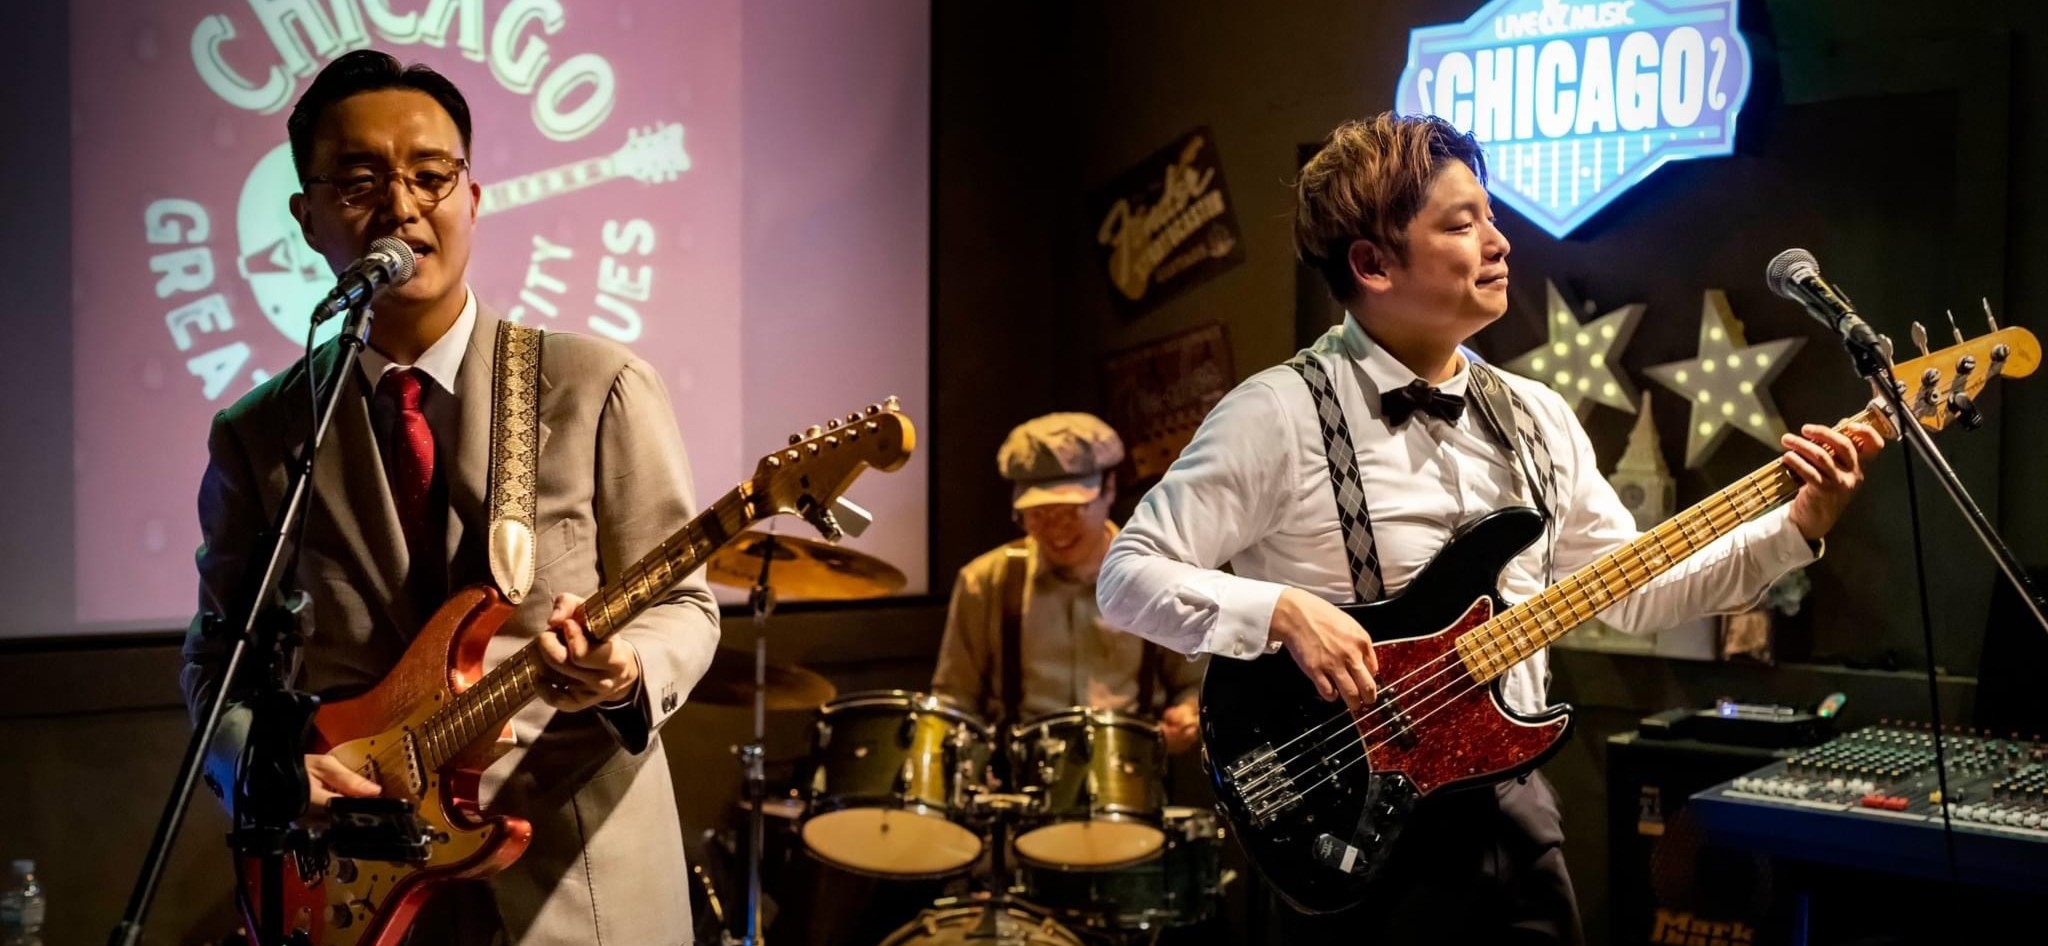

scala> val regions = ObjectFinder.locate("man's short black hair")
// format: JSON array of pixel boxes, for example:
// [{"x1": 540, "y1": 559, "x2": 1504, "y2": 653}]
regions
[{"x1": 287, "y1": 50, "x2": 472, "y2": 181}]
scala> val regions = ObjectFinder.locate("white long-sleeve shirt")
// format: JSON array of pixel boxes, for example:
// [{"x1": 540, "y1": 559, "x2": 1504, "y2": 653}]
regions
[{"x1": 1098, "y1": 315, "x2": 1817, "y2": 714}]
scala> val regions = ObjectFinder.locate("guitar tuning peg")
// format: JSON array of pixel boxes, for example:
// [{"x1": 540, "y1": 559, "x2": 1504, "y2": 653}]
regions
[
  {"x1": 1910, "y1": 323, "x2": 1930, "y2": 359},
  {"x1": 1878, "y1": 334, "x2": 1894, "y2": 363},
  {"x1": 1945, "y1": 309, "x2": 1965, "y2": 345},
  {"x1": 826, "y1": 418, "x2": 841, "y2": 430},
  {"x1": 883, "y1": 396, "x2": 901, "y2": 413},
  {"x1": 847, "y1": 413, "x2": 861, "y2": 425},
  {"x1": 787, "y1": 433, "x2": 802, "y2": 446},
  {"x1": 805, "y1": 424, "x2": 825, "y2": 439},
  {"x1": 865, "y1": 404, "x2": 880, "y2": 416},
  {"x1": 1983, "y1": 297, "x2": 2000, "y2": 332}
]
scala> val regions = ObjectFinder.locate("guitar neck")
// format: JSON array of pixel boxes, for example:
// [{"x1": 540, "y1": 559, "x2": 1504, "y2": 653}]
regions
[
  {"x1": 1456, "y1": 406, "x2": 1882, "y2": 682},
  {"x1": 418, "y1": 487, "x2": 758, "y2": 767},
  {"x1": 477, "y1": 156, "x2": 616, "y2": 216}
]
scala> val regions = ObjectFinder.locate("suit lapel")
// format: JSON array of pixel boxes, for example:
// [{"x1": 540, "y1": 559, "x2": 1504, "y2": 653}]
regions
[
  {"x1": 307, "y1": 339, "x2": 414, "y2": 634},
  {"x1": 448, "y1": 308, "x2": 497, "y2": 594}
]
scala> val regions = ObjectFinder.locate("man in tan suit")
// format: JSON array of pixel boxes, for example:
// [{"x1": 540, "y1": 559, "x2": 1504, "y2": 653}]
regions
[{"x1": 180, "y1": 51, "x2": 719, "y2": 945}]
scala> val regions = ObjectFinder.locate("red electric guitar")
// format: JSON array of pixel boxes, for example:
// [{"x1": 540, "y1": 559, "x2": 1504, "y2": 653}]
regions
[{"x1": 237, "y1": 401, "x2": 915, "y2": 945}]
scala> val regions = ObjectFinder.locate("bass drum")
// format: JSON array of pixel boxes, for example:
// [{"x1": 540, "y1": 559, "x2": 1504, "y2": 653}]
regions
[{"x1": 875, "y1": 896, "x2": 1085, "y2": 946}]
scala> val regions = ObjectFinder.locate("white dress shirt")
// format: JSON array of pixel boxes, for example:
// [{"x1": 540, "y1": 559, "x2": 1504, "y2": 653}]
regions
[{"x1": 1098, "y1": 315, "x2": 1816, "y2": 714}]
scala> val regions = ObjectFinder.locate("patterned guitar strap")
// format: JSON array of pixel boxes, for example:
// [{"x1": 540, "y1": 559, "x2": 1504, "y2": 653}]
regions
[
  {"x1": 487, "y1": 321, "x2": 545, "y2": 605},
  {"x1": 1466, "y1": 362, "x2": 1559, "y2": 579}
]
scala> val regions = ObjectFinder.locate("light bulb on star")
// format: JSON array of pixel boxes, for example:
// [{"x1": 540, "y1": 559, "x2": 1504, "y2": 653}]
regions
[
  {"x1": 1642, "y1": 289, "x2": 1804, "y2": 469},
  {"x1": 1502, "y1": 279, "x2": 1644, "y2": 418}
]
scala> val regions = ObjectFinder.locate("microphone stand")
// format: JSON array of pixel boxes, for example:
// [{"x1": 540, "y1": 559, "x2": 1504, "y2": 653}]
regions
[
  {"x1": 1825, "y1": 312, "x2": 2048, "y2": 639},
  {"x1": 109, "y1": 303, "x2": 378, "y2": 946}
]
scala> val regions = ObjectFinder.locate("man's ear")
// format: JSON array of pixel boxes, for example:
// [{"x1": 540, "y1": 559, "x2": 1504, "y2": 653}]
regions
[
  {"x1": 1350, "y1": 239, "x2": 1394, "y2": 296},
  {"x1": 289, "y1": 192, "x2": 315, "y2": 250}
]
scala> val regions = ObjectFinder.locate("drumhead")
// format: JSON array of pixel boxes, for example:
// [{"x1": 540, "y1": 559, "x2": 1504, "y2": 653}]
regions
[
  {"x1": 802, "y1": 807, "x2": 985, "y2": 877},
  {"x1": 1014, "y1": 817, "x2": 1165, "y2": 868}
]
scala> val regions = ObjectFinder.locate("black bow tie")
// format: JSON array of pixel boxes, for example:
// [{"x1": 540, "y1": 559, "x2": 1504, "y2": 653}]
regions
[{"x1": 1381, "y1": 379, "x2": 1466, "y2": 428}]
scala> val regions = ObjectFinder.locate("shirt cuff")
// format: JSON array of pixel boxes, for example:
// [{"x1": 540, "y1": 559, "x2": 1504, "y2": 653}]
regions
[
  {"x1": 596, "y1": 678, "x2": 643, "y2": 711},
  {"x1": 1760, "y1": 505, "x2": 1820, "y2": 571},
  {"x1": 1199, "y1": 574, "x2": 1288, "y2": 659}
]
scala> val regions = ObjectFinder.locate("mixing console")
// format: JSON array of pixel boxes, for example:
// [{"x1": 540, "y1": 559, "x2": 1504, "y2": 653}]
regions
[{"x1": 1691, "y1": 723, "x2": 2048, "y2": 890}]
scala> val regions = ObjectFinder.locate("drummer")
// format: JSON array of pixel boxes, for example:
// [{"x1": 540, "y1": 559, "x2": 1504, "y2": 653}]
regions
[{"x1": 933, "y1": 413, "x2": 1205, "y2": 753}]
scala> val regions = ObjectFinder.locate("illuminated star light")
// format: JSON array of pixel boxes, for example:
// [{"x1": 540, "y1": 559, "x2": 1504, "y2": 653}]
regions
[
  {"x1": 1642, "y1": 290, "x2": 1805, "y2": 470},
  {"x1": 1502, "y1": 279, "x2": 1644, "y2": 418}
]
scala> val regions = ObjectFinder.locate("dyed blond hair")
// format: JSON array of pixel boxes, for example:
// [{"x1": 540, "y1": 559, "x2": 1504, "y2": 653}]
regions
[{"x1": 1294, "y1": 112, "x2": 1488, "y2": 302}]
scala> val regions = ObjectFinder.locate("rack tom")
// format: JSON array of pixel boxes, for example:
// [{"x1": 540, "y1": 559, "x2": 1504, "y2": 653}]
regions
[
  {"x1": 801, "y1": 690, "x2": 993, "y2": 877},
  {"x1": 1008, "y1": 707, "x2": 1167, "y2": 867}
]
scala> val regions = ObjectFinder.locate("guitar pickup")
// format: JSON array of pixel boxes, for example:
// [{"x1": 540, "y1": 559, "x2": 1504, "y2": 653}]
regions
[
  {"x1": 1374, "y1": 685, "x2": 1419, "y2": 749},
  {"x1": 1225, "y1": 743, "x2": 1302, "y2": 826}
]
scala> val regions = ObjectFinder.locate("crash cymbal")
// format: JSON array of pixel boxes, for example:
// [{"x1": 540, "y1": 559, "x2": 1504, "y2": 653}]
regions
[
  {"x1": 705, "y1": 531, "x2": 906, "y2": 600},
  {"x1": 692, "y1": 645, "x2": 838, "y2": 711}
]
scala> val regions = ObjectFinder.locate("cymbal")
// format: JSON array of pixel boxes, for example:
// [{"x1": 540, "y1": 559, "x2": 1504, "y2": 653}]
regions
[
  {"x1": 692, "y1": 645, "x2": 837, "y2": 711},
  {"x1": 705, "y1": 531, "x2": 905, "y2": 600}
]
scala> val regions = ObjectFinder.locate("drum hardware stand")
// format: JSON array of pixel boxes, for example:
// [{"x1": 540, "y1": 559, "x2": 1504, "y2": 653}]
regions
[{"x1": 737, "y1": 534, "x2": 780, "y2": 946}]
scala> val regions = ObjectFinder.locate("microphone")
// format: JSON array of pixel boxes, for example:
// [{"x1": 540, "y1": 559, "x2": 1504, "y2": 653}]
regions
[
  {"x1": 1764, "y1": 248, "x2": 1880, "y2": 351},
  {"x1": 310, "y1": 237, "x2": 418, "y2": 326}
]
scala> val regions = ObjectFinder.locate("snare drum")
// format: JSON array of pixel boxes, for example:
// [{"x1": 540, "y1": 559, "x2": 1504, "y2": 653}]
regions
[
  {"x1": 1018, "y1": 805, "x2": 1229, "y2": 933},
  {"x1": 801, "y1": 690, "x2": 993, "y2": 877},
  {"x1": 1008, "y1": 707, "x2": 1166, "y2": 867},
  {"x1": 875, "y1": 895, "x2": 1085, "y2": 946}
]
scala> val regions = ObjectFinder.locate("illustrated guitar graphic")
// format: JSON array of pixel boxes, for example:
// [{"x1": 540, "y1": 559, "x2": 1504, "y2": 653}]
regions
[
  {"x1": 476, "y1": 122, "x2": 690, "y2": 215},
  {"x1": 235, "y1": 400, "x2": 913, "y2": 946},
  {"x1": 1198, "y1": 326, "x2": 2038, "y2": 914}
]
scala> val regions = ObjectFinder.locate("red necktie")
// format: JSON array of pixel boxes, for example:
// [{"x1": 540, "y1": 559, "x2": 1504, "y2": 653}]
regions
[{"x1": 378, "y1": 368, "x2": 436, "y2": 556}]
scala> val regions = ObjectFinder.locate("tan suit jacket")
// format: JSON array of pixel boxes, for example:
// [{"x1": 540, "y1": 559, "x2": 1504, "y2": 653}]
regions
[
  {"x1": 181, "y1": 304, "x2": 720, "y2": 945},
  {"x1": 931, "y1": 530, "x2": 1206, "y2": 728}
]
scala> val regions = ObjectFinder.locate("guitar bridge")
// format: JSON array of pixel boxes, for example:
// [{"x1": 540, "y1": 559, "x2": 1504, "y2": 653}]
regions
[{"x1": 1225, "y1": 743, "x2": 1301, "y2": 826}]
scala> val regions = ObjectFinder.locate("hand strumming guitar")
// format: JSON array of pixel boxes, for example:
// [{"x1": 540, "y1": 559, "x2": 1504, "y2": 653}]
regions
[
  {"x1": 1268, "y1": 587, "x2": 1380, "y2": 707},
  {"x1": 306, "y1": 752, "x2": 381, "y2": 810}
]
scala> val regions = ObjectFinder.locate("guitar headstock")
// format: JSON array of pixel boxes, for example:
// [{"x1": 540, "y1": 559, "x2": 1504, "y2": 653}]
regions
[
  {"x1": 613, "y1": 123, "x2": 690, "y2": 184},
  {"x1": 1885, "y1": 324, "x2": 2038, "y2": 435},
  {"x1": 746, "y1": 398, "x2": 916, "y2": 541}
]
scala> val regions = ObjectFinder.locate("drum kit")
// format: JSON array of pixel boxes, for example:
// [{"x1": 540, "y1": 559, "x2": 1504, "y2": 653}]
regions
[{"x1": 691, "y1": 531, "x2": 1231, "y2": 946}]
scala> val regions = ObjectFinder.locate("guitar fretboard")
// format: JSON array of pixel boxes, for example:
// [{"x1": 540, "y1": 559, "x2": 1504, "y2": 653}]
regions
[
  {"x1": 1456, "y1": 407, "x2": 1881, "y2": 681},
  {"x1": 412, "y1": 488, "x2": 756, "y2": 769}
]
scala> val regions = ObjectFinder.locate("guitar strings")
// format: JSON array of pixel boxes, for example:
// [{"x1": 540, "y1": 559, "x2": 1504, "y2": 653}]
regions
[
  {"x1": 1237, "y1": 466, "x2": 1789, "y2": 808},
  {"x1": 1243, "y1": 483, "x2": 1774, "y2": 808}
]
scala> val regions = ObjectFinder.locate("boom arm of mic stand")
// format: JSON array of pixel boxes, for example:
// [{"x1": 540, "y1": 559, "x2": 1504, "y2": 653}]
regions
[{"x1": 108, "y1": 304, "x2": 376, "y2": 946}]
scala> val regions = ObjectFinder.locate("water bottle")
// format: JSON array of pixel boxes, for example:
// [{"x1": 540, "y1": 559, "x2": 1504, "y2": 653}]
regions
[{"x1": 0, "y1": 859, "x2": 44, "y2": 946}]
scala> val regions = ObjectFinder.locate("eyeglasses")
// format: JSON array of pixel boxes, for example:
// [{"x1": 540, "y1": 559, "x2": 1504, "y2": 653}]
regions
[
  {"x1": 1016, "y1": 496, "x2": 1107, "y2": 530},
  {"x1": 304, "y1": 156, "x2": 468, "y2": 209}
]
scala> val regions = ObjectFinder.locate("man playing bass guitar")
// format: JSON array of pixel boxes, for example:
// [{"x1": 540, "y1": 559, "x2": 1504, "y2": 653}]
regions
[{"x1": 1097, "y1": 113, "x2": 1881, "y2": 944}]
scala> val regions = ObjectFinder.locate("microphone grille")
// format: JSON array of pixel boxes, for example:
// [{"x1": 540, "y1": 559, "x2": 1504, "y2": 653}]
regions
[
  {"x1": 1765, "y1": 247, "x2": 1817, "y2": 299},
  {"x1": 369, "y1": 236, "x2": 418, "y2": 286}
]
